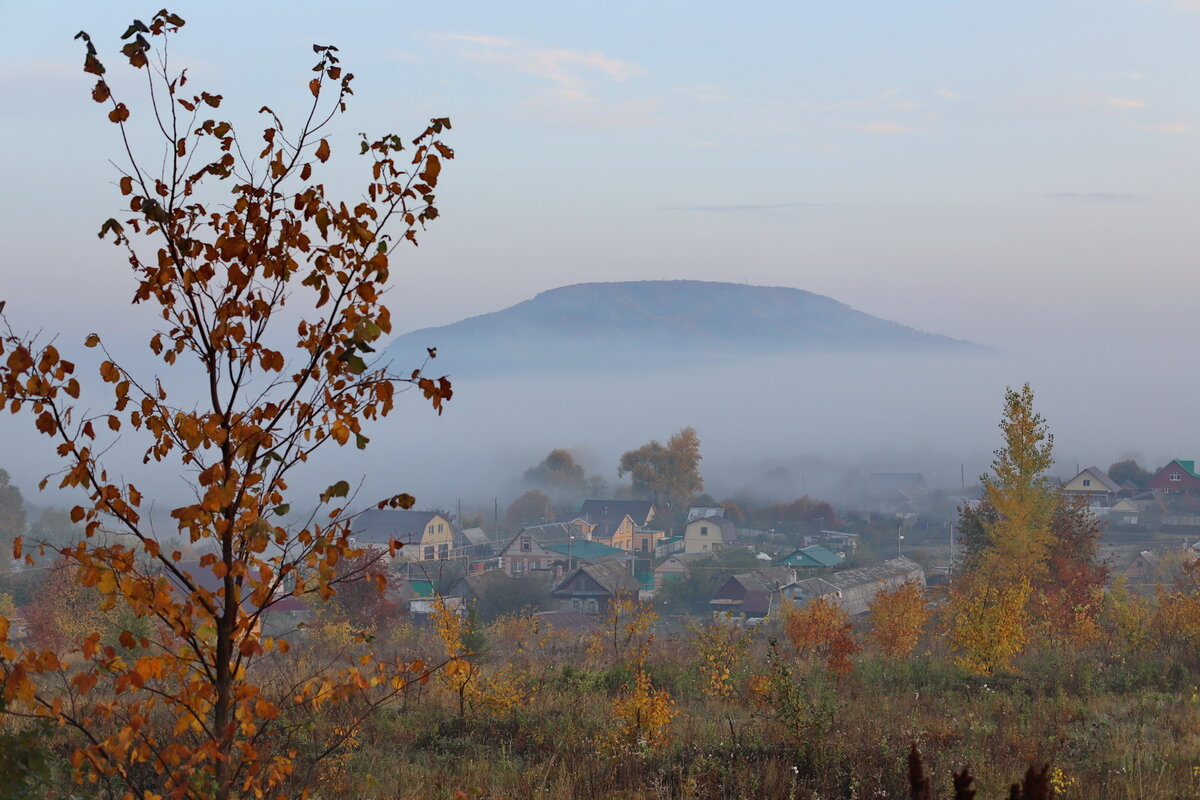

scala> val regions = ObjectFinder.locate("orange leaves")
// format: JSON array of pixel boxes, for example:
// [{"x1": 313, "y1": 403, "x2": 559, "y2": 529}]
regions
[
  {"x1": 108, "y1": 103, "x2": 130, "y2": 123},
  {"x1": 783, "y1": 597, "x2": 860, "y2": 678},
  {"x1": 315, "y1": 139, "x2": 331, "y2": 163},
  {"x1": 99, "y1": 361, "x2": 121, "y2": 383},
  {"x1": 71, "y1": 672, "x2": 99, "y2": 695},
  {"x1": 91, "y1": 80, "x2": 110, "y2": 103}
]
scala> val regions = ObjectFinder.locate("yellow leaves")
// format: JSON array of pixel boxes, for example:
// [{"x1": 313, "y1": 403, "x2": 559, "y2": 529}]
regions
[
  {"x1": 948, "y1": 580, "x2": 1032, "y2": 674},
  {"x1": 315, "y1": 139, "x2": 331, "y2": 163},
  {"x1": 604, "y1": 665, "x2": 676, "y2": 752},
  {"x1": 867, "y1": 580, "x2": 931, "y2": 659}
]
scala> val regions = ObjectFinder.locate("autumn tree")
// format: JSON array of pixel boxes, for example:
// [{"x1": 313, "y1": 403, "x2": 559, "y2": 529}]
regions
[
  {"x1": 1107, "y1": 459, "x2": 1151, "y2": 489},
  {"x1": 617, "y1": 426, "x2": 703, "y2": 512},
  {"x1": 523, "y1": 448, "x2": 585, "y2": 498},
  {"x1": 693, "y1": 619, "x2": 749, "y2": 698},
  {"x1": 0, "y1": 12, "x2": 453, "y2": 800},
  {"x1": 949, "y1": 384, "x2": 1070, "y2": 672},
  {"x1": 867, "y1": 580, "x2": 931, "y2": 659},
  {"x1": 504, "y1": 489, "x2": 554, "y2": 530},
  {"x1": 782, "y1": 597, "x2": 860, "y2": 678},
  {"x1": 0, "y1": 469, "x2": 26, "y2": 570}
]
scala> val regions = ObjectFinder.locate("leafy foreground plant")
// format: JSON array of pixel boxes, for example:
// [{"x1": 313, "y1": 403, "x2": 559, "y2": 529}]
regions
[{"x1": 0, "y1": 10, "x2": 453, "y2": 800}]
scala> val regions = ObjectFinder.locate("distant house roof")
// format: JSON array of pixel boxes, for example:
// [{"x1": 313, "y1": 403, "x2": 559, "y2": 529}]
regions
[
  {"x1": 730, "y1": 566, "x2": 796, "y2": 594},
  {"x1": 509, "y1": 522, "x2": 578, "y2": 549},
  {"x1": 580, "y1": 499, "x2": 656, "y2": 527},
  {"x1": 351, "y1": 509, "x2": 443, "y2": 546},
  {"x1": 591, "y1": 513, "x2": 635, "y2": 541},
  {"x1": 687, "y1": 515, "x2": 736, "y2": 543},
  {"x1": 655, "y1": 552, "x2": 711, "y2": 569},
  {"x1": 778, "y1": 544, "x2": 842, "y2": 568},
  {"x1": 687, "y1": 507, "x2": 725, "y2": 521},
  {"x1": 544, "y1": 540, "x2": 628, "y2": 561},
  {"x1": 460, "y1": 527, "x2": 491, "y2": 547},
  {"x1": 1069, "y1": 467, "x2": 1123, "y2": 493},
  {"x1": 553, "y1": 560, "x2": 642, "y2": 598},
  {"x1": 791, "y1": 556, "x2": 924, "y2": 614}
]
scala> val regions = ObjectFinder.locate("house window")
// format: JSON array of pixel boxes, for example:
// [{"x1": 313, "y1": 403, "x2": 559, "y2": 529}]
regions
[
  {"x1": 1171, "y1": 472, "x2": 1182, "y2": 482},
  {"x1": 702, "y1": 543, "x2": 708, "y2": 551},
  {"x1": 520, "y1": 537, "x2": 532, "y2": 552},
  {"x1": 1082, "y1": 479, "x2": 1091, "y2": 487},
  {"x1": 423, "y1": 545, "x2": 434, "y2": 560},
  {"x1": 513, "y1": 559, "x2": 524, "y2": 575},
  {"x1": 700, "y1": 526, "x2": 708, "y2": 536},
  {"x1": 438, "y1": 543, "x2": 449, "y2": 560},
  {"x1": 584, "y1": 598, "x2": 598, "y2": 614},
  {"x1": 571, "y1": 598, "x2": 581, "y2": 611},
  {"x1": 438, "y1": 523, "x2": 444, "y2": 533}
]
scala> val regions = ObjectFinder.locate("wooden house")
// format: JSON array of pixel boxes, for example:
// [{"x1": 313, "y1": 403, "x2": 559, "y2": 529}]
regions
[{"x1": 552, "y1": 560, "x2": 644, "y2": 615}]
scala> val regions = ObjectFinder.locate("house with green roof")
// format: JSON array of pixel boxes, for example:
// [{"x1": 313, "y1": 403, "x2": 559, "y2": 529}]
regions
[
  {"x1": 1149, "y1": 459, "x2": 1200, "y2": 494},
  {"x1": 778, "y1": 544, "x2": 843, "y2": 569}
]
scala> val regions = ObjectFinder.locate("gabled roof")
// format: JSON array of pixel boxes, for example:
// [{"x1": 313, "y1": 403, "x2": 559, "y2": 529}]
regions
[
  {"x1": 686, "y1": 515, "x2": 736, "y2": 542},
  {"x1": 1070, "y1": 467, "x2": 1122, "y2": 493},
  {"x1": 655, "y1": 551, "x2": 711, "y2": 570},
  {"x1": 506, "y1": 522, "x2": 578, "y2": 550},
  {"x1": 1165, "y1": 459, "x2": 1200, "y2": 479},
  {"x1": 794, "y1": 556, "x2": 923, "y2": 597},
  {"x1": 591, "y1": 514, "x2": 635, "y2": 541},
  {"x1": 580, "y1": 499, "x2": 655, "y2": 527},
  {"x1": 351, "y1": 509, "x2": 443, "y2": 545},
  {"x1": 460, "y1": 527, "x2": 490, "y2": 547},
  {"x1": 778, "y1": 544, "x2": 842, "y2": 568},
  {"x1": 553, "y1": 559, "x2": 643, "y2": 597},
  {"x1": 687, "y1": 507, "x2": 725, "y2": 521},
  {"x1": 732, "y1": 566, "x2": 795, "y2": 594}
]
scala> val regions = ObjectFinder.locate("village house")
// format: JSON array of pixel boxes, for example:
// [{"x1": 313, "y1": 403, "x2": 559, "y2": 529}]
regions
[
  {"x1": 683, "y1": 514, "x2": 736, "y2": 554},
  {"x1": 1062, "y1": 467, "x2": 1123, "y2": 508},
  {"x1": 498, "y1": 522, "x2": 577, "y2": 577},
  {"x1": 580, "y1": 498, "x2": 657, "y2": 528},
  {"x1": 1149, "y1": 459, "x2": 1200, "y2": 494},
  {"x1": 498, "y1": 522, "x2": 629, "y2": 577},
  {"x1": 590, "y1": 513, "x2": 637, "y2": 551},
  {"x1": 1121, "y1": 550, "x2": 1160, "y2": 584},
  {"x1": 709, "y1": 566, "x2": 797, "y2": 620},
  {"x1": 349, "y1": 509, "x2": 455, "y2": 562},
  {"x1": 777, "y1": 544, "x2": 842, "y2": 569},
  {"x1": 552, "y1": 560, "x2": 644, "y2": 615},
  {"x1": 786, "y1": 556, "x2": 925, "y2": 616},
  {"x1": 652, "y1": 551, "x2": 711, "y2": 590}
]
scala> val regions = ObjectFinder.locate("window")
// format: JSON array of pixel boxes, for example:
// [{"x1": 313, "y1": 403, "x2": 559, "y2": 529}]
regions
[
  {"x1": 513, "y1": 559, "x2": 524, "y2": 574},
  {"x1": 438, "y1": 523, "x2": 445, "y2": 533},
  {"x1": 520, "y1": 537, "x2": 532, "y2": 552},
  {"x1": 571, "y1": 598, "x2": 581, "y2": 611},
  {"x1": 423, "y1": 545, "x2": 434, "y2": 560},
  {"x1": 702, "y1": 543, "x2": 708, "y2": 551},
  {"x1": 700, "y1": 526, "x2": 708, "y2": 536},
  {"x1": 584, "y1": 598, "x2": 598, "y2": 614},
  {"x1": 438, "y1": 543, "x2": 449, "y2": 560},
  {"x1": 1171, "y1": 472, "x2": 1182, "y2": 482},
  {"x1": 1082, "y1": 479, "x2": 1091, "y2": 487}
]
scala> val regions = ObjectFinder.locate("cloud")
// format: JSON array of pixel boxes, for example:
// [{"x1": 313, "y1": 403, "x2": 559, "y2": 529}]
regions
[
  {"x1": 665, "y1": 201, "x2": 838, "y2": 212},
  {"x1": 852, "y1": 122, "x2": 918, "y2": 134},
  {"x1": 1130, "y1": 122, "x2": 1198, "y2": 133},
  {"x1": 436, "y1": 33, "x2": 653, "y2": 126},
  {"x1": 934, "y1": 89, "x2": 962, "y2": 100},
  {"x1": 1049, "y1": 192, "x2": 1138, "y2": 202},
  {"x1": 1102, "y1": 97, "x2": 1147, "y2": 109}
]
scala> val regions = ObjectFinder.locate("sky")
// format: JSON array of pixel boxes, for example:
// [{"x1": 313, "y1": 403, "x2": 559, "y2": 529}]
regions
[{"x1": 1, "y1": 1, "x2": 1199, "y2": 506}]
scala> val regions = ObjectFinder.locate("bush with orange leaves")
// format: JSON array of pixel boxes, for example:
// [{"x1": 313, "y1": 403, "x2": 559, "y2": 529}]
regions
[
  {"x1": 782, "y1": 597, "x2": 860, "y2": 678},
  {"x1": 867, "y1": 580, "x2": 931, "y2": 659}
]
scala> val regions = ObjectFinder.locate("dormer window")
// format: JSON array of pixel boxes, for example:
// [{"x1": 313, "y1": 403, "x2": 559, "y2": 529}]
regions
[
  {"x1": 520, "y1": 537, "x2": 532, "y2": 552},
  {"x1": 1171, "y1": 472, "x2": 1182, "y2": 482},
  {"x1": 1082, "y1": 479, "x2": 1091, "y2": 487}
]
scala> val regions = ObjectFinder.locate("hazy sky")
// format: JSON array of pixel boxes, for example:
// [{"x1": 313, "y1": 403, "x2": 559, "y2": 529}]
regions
[
  {"x1": 3, "y1": 0, "x2": 1200, "y2": 352},
  {"x1": 1, "y1": 2, "x2": 1199, "y2": 507}
]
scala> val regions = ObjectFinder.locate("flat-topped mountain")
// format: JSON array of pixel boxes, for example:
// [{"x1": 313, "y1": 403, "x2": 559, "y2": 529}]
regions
[{"x1": 384, "y1": 280, "x2": 983, "y2": 374}]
